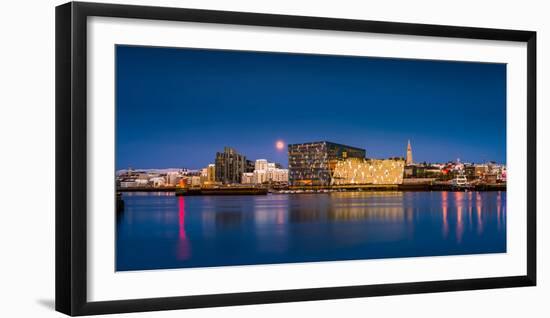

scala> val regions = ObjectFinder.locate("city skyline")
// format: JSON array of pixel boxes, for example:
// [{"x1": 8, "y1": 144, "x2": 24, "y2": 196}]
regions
[
  {"x1": 116, "y1": 45, "x2": 506, "y2": 170},
  {"x1": 114, "y1": 140, "x2": 502, "y2": 172}
]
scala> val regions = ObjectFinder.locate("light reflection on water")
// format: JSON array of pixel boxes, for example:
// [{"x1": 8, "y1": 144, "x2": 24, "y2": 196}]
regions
[{"x1": 116, "y1": 191, "x2": 506, "y2": 271}]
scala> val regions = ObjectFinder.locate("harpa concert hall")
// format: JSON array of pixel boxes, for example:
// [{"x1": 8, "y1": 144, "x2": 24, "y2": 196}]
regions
[{"x1": 287, "y1": 141, "x2": 405, "y2": 187}]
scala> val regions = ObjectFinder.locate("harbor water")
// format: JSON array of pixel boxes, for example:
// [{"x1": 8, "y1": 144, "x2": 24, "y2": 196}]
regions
[{"x1": 116, "y1": 191, "x2": 506, "y2": 271}]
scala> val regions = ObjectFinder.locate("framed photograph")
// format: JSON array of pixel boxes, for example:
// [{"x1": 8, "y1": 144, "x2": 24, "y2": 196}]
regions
[{"x1": 55, "y1": 1, "x2": 536, "y2": 316}]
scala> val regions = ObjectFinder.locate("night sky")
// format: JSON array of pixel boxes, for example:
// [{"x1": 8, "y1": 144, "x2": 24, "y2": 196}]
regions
[{"x1": 115, "y1": 45, "x2": 506, "y2": 170}]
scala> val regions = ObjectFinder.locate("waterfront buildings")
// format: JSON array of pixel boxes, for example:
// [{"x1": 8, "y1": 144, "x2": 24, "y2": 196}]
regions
[
  {"x1": 242, "y1": 159, "x2": 289, "y2": 185},
  {"x1": 245, "y1": 159, "x2": 255, "y2": 173},
  {"x1": 166, "y1": 171, "x2": 181, "y2": 186},
  {"x1": 115, "y1": 140, "x2": 505, "y2": 190},
  {"x1": 242, "y1": 172, "x2": 255, "y2": 184},
  {"x1": 254, "y1": 169, "x2": 268, "y2": 184},
  {"x1": 255, "y1": 159, "x2": 268, "y2": 171},
  {"x1": 269, "y1": 167, "x2": 289, "y2": 183},
  {"x1": 189, "y1": 175, "x2": 201, "y2": 187},
  {"x1": 215, "y1": 147, "x2": 247, "y2": 184},
  {"x1": 402, "y1": 159, "x2": 507, "y2": 184},
  {"x1": 331, "y1": 158, "x2": 405, "y2": 185},
  {"x1": 475, "y1": 164, "x2": 489, "y2": 178},
  {"x1": 464, "y1": 164, "x2": 476, "y2": 180},
  {"x1": 288, "y1": 141, "x2": 366, "y2": 186}
]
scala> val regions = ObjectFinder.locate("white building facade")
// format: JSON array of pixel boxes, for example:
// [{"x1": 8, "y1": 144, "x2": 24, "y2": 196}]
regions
[{"x1": 243, "y1": 159, "x2": 289, "y2": 184}]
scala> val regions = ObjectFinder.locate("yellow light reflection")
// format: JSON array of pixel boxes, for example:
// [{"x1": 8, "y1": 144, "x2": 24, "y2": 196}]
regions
[
  {"x1": 454, "y1": 192, "x2": 464, "y2": 243},
  {"x1": 442, "y1": 192, "x2": 448, "y2": 238}
]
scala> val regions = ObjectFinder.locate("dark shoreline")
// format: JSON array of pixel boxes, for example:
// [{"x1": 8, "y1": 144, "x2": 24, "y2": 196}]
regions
[{"x1": 117, "y1": 183, "x2": 506, "y2": 195}]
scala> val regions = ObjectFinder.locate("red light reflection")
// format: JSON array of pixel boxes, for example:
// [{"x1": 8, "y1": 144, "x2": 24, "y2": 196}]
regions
[{"x1": 177, "y1": 196, "x2": 191, "y2": 260}]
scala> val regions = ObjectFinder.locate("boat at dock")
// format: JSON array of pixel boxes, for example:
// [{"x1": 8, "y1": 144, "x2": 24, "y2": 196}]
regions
[{"x1": 451, "y1": 174, "x2": 473, "y2": 191}]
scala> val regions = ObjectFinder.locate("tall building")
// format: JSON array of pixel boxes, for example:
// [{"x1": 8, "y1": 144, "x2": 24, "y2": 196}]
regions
[
  {"x1": 199, "y1": 168, "x2": 208, "y2": 185},
  {"x1": 406, "y1": 140, "x2": 413, "y2": 165},
  {"x1": 215, "y1": 147, "x2": 247, "y2": 184},
  {"x1": 288, "y1": 141, "x2": 366, "y2": 186},
  {"x1": 206, "y1": 164, "x2": 216, "y2": 182}
]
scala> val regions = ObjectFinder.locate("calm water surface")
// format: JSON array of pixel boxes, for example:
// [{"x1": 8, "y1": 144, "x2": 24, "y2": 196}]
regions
[{"x1": 116, "y1": 191, "x2": 506, "y2": 271}]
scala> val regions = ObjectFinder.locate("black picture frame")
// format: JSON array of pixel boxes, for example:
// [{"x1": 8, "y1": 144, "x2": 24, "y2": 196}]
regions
[{"x1": 55, "y1": 1, "x2": 537, "y2": 316}]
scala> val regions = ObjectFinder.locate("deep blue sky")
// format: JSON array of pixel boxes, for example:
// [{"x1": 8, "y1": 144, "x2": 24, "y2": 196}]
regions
[{"x1": 116, "y1": 45, "x2": 506, "y2": 170}]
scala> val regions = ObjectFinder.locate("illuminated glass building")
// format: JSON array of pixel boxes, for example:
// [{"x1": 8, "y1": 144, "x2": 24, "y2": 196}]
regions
[
  {"x1": 331, "y1": 158, "x2": 405, "y2": 185},
  {"x1": 288, "y1": 141, "x2": 366, "y2": 186}
]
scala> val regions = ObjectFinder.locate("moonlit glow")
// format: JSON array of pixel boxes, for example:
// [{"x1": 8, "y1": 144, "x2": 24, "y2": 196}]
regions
[{"x1": 275, "y1": 140, "x2": 285, "y2": 151}]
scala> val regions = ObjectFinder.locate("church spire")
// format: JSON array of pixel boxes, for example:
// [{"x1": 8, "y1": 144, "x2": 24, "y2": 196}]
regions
[{"x1": 406, "y1": 140, "x2": 413, "y2": 165}]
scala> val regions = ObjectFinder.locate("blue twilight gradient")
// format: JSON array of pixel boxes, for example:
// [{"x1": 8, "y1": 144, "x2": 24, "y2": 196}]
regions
[{"x1": 116, "y1": 45, "x2": 506, "y2": 170}]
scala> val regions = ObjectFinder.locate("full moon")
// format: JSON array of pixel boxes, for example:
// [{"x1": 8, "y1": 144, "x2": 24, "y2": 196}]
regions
[{"x1": 275, "y1": 140, "x2": 285, "y2": 151}]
